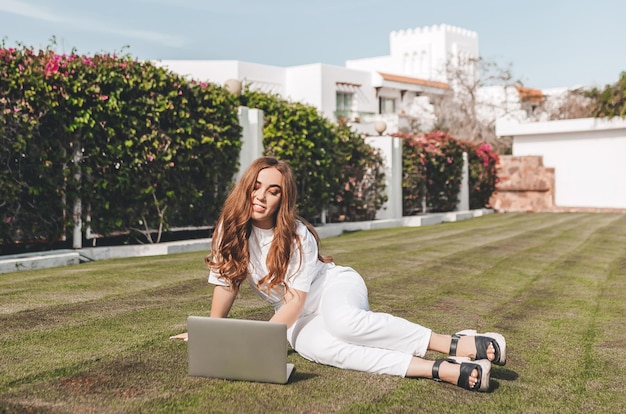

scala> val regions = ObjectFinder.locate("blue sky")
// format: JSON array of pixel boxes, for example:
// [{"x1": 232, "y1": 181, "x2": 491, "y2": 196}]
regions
[{"x1": 1, "y1": 0, "x2": 625, "y2": 89}]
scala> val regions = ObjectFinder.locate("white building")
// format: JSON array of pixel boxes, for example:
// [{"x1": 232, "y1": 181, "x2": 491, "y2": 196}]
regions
[
  {"x1": 157, "y1": 24, "x2": 490, "y2": 135},
  {"x1": 346, "y1": 24, "x2": 479, "y2": 84},
  {"x1": 161, "y1": 24, "x2": 621, "y2": 214},
  {"x1": 157, "y1": 23, "x2": 562, "y2": 139}
]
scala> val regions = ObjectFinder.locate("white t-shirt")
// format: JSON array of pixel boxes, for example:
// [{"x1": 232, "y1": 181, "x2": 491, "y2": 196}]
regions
[{"x1": 208, "y1": 221, "x2": 330, "y2": 315}]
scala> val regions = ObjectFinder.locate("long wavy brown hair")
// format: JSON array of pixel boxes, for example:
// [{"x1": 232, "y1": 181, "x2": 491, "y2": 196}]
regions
[{"x1": 207, "y1": 156, "x2": 332, "y2": 295}]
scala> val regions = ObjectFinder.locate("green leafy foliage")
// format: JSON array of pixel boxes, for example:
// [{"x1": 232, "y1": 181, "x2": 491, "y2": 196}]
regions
[
  {"x1": 1, "y1": 43, "x2": 387, "y2": 247},
  {"x1": 1, "y1": 42, "x2": 498, "y2": 248},
  {"x1": 401, "y1": 134, "x2": 427, "y2": 215},
  {"x1": 400, "y1": 131, "x2": 499, "y2": 214},
  {"x1": 330, "y1": 124, "x2": 387, "y2": 222},
  {"x1": 0, "y1": 45, "x2": 71, "y2": 244},
  {"x1": 589, "y1": 71, "x2": 626, "y2": 118},
  {"x1": 0, "y1": 43, "x2": 241, "y2": 245}
]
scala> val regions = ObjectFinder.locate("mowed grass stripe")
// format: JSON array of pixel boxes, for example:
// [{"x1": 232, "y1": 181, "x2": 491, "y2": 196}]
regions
[
  {"x1": 484, "y1": 214, "x2": 626, "y2": 412},
  {"x1": 590, "y1": 223, "x2": 626, "y2": 411},
  {"x1": 0, "y1": 272, "x2": 278, "y2": 392},
  {"x1": 326, "y1": 214, "x2": 607, "y2": 330},
  {"x1": 571, "y1": 215, "x2": 626, "y2": 411},
  {"x1": 0, "y1": 253, "x2": 210, "y2": 315},
  {"x1": 324, "y1": 213, "x2": 585, "y2": 282},
  {"x1": 1, "y1": 213, "x2": 625, "y2": 413},
  {"x1": 324, "y1": 213, "x2": 624, "y2": 413}
]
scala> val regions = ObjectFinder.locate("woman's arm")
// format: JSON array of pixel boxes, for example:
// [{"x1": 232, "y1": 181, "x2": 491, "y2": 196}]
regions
[
  {"x1": 269, "y1": 288, "x2": 307, "y2": 328},
  {"x1": 170, "y1": 284, "x2": 236, "y2": 341},
  {"x1": 210, "y1": 285, "x2": 237, "y2": 318}
]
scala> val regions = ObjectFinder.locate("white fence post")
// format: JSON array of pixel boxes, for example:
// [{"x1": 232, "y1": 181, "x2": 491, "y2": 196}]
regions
[
  {"x1": 235, "y1": 106, "x2": 264, "y2": 181},
  {"x1": 456, "y1": 151, "x2": 469, "y2": 211},
  {"x1": 365, "y1": 135, "x2": 403, "y2": 220},
  {"x1": 72, "y1": 143, "x2": 82, "y2": 249}
]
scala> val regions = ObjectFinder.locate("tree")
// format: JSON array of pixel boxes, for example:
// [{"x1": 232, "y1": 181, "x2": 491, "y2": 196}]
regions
[
  {"x1": 589, "y1": 71, "x2": 626, "y2": 118},
  {"x1": 430, "y1": 55, "x2": 523, "y2": 153},
  {"x1": 531, "y1": 71, "x2": 626, "y2": 121},
  {"x1": 537, "y1": 88, "x2": 597, "y2": 120}
]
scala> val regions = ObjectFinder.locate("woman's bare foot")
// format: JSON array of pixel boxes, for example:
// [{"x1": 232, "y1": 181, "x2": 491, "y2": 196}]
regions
[
  {"x1": 406, "y1": 355, "x2": 490, "y2": 391},
  {"x1": 456, "y1": 336, "x2": 496, "y2": 362},
  {"x1": 428, "y1": 331, "x2": 506, "y2": 365},
  {"x1": 437, "y1": 360, "x2": 480, "y2": 389}
]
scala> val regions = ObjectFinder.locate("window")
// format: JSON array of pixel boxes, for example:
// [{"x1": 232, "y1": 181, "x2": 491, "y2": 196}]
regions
[
  {"x1": 336, "y1": 92, "x2": 353, "y2": 117},
  {"x1": 379, "y1": 97, "x2": 396, "y2": 114}
]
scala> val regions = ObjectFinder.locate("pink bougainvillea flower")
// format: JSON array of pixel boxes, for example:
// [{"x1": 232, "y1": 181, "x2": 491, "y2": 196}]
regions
[
  {"x1": 100, "y1": 95, "x2": 108, "y2": 100},
  {"x1": 44, "y1": 55, "x2": 61, "y2": 75}
]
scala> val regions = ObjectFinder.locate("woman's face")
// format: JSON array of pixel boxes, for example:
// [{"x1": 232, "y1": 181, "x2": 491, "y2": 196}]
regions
[{"x1": 251, "y1": 167, "x2": 283, "y2": 229}]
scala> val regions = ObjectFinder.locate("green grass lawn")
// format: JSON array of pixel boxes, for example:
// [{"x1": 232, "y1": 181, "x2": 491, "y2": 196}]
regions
[{"x1": 1, "y1": 212, "x2": 625, "y2": 413}]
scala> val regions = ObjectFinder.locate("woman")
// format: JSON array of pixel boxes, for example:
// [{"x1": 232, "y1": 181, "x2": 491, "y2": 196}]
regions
[{"x1": 179, "y1": 156, "x2": 506, "y2": 391}]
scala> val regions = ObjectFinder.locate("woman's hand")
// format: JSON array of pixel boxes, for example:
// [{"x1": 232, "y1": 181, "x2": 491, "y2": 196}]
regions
[{"x1": 169, "y1": 332, "x2": 188, "y2": 341}]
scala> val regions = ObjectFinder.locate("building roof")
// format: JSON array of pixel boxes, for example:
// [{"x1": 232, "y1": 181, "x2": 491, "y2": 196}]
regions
[
  {"x1": 378, "y1": 72, "x2": 450, "y2": 90},
  {"x1": 515, "y1": 85, "x2": 545, "y2": 103}
]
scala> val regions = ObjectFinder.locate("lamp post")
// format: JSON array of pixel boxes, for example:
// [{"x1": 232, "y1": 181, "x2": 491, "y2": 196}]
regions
[
  {"x1": 365, "y1": 120, "x2": 402, "y2": 220},
  {"x1": 374, "y1": 120, "x2": 387, "y2": 135},
  {"x1": 224, "y1": 79, "x2": 242, "y2": 96}
]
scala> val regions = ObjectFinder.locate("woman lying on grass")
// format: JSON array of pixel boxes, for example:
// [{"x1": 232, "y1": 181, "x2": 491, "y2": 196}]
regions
[{"x1": 174, "y1": 156, "x2": 506, "y2": 391}]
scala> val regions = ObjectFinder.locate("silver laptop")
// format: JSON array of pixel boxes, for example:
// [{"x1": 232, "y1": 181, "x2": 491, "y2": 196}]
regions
[{"x1": 187, "y1": 316, "x2": 295, "y2": 384}]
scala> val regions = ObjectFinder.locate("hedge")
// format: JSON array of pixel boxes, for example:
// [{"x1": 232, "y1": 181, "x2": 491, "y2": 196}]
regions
[{"x1": 1, "y1": 43, "x2": 498, "y2": 250}]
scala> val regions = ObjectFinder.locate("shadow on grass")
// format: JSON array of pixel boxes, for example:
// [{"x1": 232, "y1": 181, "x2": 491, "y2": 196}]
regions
[
  {"x1": 491, "y1": 366, "x2": 519, "y2": 381},
  {"x1": 482, "y1": 366, "x2": 519, "y2": 392},
  {"x1": 287, "y1": 371, "x2": 319, "y2": 384}
]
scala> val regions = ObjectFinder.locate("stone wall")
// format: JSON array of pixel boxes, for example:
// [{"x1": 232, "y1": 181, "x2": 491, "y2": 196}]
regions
[
  {"x1": 496, "y1": 117, "x2": 626, "y2": 210},
  {"x1": 490, "y1": 156, "x2": 555, "y2": 212}
]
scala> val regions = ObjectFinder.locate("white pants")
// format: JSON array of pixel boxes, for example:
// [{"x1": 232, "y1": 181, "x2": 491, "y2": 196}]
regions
[{"x1": 288, "y1": 266, "x2": 432, "y2": 377}]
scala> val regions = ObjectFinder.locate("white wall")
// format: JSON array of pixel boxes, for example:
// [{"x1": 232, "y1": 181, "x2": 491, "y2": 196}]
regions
[
  {"x1": 346, "y1": 55, "x2": 396, "y2": 74},
  {"x1": 496, "y1": 117, "x2": 626, "y2": 209},
  {"x1": 284, "y1": 64, "x2": 379, "y2": 119},
  {"x1": 158, "y1": 60, "x2": 381, "y2": 123},
  {"x1": 285, "y1": 64, "x2": 324, "y2": 109},
  {"x1": 157, "y1": 60, "x2": 287, "y2": 95},
  {"x1": 156, "y1": 60, "x2": 240, "y2": 83}
]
